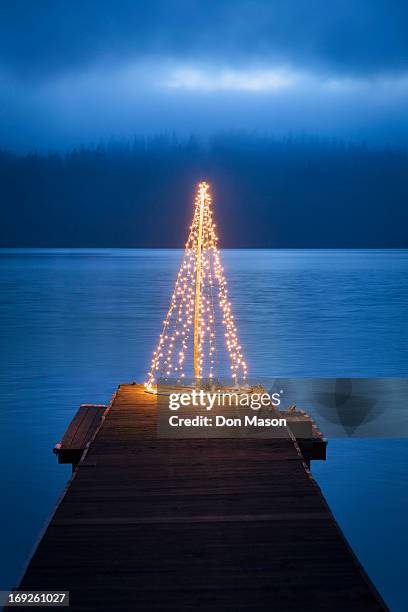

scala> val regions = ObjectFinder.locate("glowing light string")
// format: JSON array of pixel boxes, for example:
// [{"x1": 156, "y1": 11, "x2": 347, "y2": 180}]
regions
[{"x1": 145, "y1": 182, "x2": 247, "y2": 392}]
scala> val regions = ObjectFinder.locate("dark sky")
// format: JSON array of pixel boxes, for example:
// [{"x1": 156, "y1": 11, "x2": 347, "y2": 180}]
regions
[{"x1": 1, "y1": 0, "x2": 408, "y2": 150}]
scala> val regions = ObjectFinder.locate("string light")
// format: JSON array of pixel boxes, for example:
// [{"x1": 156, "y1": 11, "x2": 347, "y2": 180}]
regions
[{"x1": 145, "y1": 182, "x2": 247, "y2": 392}]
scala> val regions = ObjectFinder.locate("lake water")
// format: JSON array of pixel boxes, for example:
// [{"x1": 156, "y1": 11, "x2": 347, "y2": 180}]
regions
[{"x1": 0, "y1": 249, "x2": 407, "y2": 610}]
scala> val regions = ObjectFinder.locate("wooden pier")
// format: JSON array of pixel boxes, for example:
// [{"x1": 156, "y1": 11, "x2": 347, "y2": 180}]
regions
[{"x1": 16, "y1": 384, "x2": 385, "y2": 610}]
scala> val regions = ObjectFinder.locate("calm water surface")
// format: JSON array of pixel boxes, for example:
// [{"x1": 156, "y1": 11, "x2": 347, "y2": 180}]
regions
[{"x1": 0, "y1": 249, "x2": 407, "y2": 610}]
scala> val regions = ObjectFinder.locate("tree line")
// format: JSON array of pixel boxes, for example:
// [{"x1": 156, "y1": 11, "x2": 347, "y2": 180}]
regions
[{"x1": 1, "y1": 133, "x2": 407, "y2": 247}]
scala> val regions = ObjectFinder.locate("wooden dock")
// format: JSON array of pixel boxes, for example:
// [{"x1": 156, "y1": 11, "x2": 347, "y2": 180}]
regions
[{"x1": 16, "y1": 384, "x2": 385, "y2": 610}]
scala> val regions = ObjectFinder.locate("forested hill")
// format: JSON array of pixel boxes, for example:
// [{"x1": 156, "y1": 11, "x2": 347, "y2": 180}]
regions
[{"x1": 1, "y1": 134, "x2": 407, "y2": 248}]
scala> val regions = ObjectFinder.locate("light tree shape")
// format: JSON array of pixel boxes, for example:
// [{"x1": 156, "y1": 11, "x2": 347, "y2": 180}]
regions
[{"x1": 145, "y1": 182, "x2": 247, "y2": 392}]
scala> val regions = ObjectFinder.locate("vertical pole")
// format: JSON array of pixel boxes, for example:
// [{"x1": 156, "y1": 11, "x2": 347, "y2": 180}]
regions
[{"x1": 194, "y1": 184, "x2": 205, "y2": 380}]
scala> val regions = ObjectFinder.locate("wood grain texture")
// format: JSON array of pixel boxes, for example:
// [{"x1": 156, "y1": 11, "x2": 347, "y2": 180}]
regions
[
  {"x1": 54, "y1": 404, "x2": 106, "y2": 466},
  {"x1": 17, "y1": 384, "x2": 386, "y2": 611}
]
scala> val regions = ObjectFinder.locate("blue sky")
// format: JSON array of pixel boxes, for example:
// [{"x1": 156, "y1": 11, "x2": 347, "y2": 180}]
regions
[{"x1": 1, "y1": 0, "x2": 408, "y2": 150}]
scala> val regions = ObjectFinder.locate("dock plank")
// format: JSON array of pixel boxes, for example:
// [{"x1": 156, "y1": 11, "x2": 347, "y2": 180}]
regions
[
  {"x1": 54, "y1": 404, "x2": 106, "y2": 466},
  {"x1": 16, "y1": 384, "x2": 386, "y2": 611}
]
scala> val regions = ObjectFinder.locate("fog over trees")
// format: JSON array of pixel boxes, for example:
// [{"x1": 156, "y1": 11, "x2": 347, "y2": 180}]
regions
[{"x1": 1, "y1": 133, "x2": 407, "y2": 247}]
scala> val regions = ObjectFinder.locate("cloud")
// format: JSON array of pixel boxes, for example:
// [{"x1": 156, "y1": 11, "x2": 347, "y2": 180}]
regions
[
  {"x1": 160, "y1": 66, "x2": 297, "y2": 92},
  {"x1": 1, "y1": 1, "x2": 408, "y2": 150},
  {"x1": 1, "y1": 55, "x2": 408, "y2": 152},
  {"x1": 1, "y1": 0, "x2": 408, "y2": 81}
]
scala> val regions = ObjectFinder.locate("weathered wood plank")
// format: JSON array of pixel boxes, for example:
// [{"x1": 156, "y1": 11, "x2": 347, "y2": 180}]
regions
[
  {"x1": 54, "y1": 404, "x2": 106, "y2": 466},
  {"x1": 59, "y1": 404, "x2": 106, "y2": 450},
  {"x1": 15, "y1": 384, "x2": 386, "y2": 611}
]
